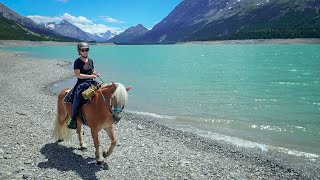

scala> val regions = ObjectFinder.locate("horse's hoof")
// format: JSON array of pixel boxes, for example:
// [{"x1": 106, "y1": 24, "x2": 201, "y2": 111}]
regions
[
  {"x1": 97, "y1": 159, "x2": 104, "y2": 165},
  {"x1": 79, "y1": 145, "x2": 88, "y2": 151},
  {"x1": 57, "y1": 139, "x2": 64, "y2": 142},
  {"x1": 103, "y1": 151, "x2": 109, "y2": 158}
]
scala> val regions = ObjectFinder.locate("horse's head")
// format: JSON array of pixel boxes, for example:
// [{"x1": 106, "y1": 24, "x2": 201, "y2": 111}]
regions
[{"x1": 99, "y1": 82, "x2": 131, "y2": 123}]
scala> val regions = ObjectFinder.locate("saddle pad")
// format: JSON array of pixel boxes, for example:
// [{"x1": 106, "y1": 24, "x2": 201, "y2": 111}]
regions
[{"x1": 63, "y1": 89, "x2": 73, "y2": 103}]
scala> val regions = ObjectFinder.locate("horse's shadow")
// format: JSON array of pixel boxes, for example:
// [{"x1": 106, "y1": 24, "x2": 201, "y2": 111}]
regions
[{"x1": 38, "y1": 142, "x2": 108, "y2": 180}]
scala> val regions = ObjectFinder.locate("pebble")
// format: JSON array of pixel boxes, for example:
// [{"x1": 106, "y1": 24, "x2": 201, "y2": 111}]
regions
[
  {"x1": 137, "y1": 125, "x2": 143, "y2": 130},
  {"x1": 22, "y1": 174, "x2": 31, "y2": 179},
  {"x1": 4, "y1": 155, "x2": 12, "y2": 159}
]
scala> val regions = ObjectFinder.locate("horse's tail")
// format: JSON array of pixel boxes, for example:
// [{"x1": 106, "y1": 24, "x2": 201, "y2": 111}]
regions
[
  {"x1": 52, "y1": 88, "x2": 71, "y2": 141},
  {"x1": 52, "y1": 113, "x2": 71, "y2": 141}
]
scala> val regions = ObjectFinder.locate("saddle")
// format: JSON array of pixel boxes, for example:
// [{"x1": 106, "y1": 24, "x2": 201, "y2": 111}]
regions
[{"x1": 63, "y1": 89, "x2": 90, "y2": 126}]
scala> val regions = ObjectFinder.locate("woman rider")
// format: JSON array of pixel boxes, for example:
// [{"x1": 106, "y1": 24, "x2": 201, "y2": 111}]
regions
[{"x1": 68, "y1": 42, "x2": 99, "y2": 129}]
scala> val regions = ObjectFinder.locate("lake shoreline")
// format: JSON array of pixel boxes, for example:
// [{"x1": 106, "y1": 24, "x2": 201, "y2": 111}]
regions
[
  {"x1": 1, "y1": 38, "x2": 320, "y2": 48},
  {"x1": 0, "y1": 47, "x2": 319, "y2": 179}
]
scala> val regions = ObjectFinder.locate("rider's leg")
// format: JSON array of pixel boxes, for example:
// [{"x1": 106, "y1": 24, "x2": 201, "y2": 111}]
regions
[{"x1": 68, "y1": 93, "x2": 80, "y2": 129}]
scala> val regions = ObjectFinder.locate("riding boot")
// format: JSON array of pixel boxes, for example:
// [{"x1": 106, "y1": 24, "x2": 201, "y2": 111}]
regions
[
  {"x1": 67, "y1": 117, "x2": 77, "y2": 129},
  {"x1": 68, "y1": 92, "x2": 81, "y2": 129}
]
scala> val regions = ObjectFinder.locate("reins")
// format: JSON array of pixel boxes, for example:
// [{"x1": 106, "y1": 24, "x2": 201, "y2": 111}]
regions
[
  {"x1": 99, "y1": 88, "x2": 113, "y2": 114},
  {"x1": 94, "y1": 72, "x2": 125, "y2": 121}
]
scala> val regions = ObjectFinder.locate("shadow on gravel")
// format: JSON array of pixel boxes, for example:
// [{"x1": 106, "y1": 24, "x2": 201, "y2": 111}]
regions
[{"x1": 38, "y1": 142, "x2": 107, "y2": 180}]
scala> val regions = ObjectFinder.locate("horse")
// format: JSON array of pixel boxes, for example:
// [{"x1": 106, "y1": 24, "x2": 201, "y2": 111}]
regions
[{"x1": 52, "y1": 82, "x2": 131, "y2": 165}]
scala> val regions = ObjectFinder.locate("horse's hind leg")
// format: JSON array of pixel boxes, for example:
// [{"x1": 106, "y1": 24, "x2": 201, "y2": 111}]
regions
[
  {"x1": 91, "y1": 128, "x2": 104, "y2": 165},
  {"x1": 103, "y1": 125, "x2": 117, "y2": 158},
  {"x1": 76, "y1": 122, "x2": 87, "y2": 150}
]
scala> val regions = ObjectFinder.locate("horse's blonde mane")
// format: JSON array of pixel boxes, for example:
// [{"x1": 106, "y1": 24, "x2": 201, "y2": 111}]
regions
[{"x1": 113, "y1": 83, "x2": 128, "y2": 107}]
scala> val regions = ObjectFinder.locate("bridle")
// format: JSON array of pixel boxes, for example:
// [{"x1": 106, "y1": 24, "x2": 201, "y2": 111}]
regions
[{"x1": 98, "y1": 86, "x2": 124, "y2": 123}]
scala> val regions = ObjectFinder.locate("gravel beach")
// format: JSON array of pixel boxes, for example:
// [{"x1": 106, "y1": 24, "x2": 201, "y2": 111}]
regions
[{"x1": 0, "y1": 43, "x2": 319, "y2": 179}]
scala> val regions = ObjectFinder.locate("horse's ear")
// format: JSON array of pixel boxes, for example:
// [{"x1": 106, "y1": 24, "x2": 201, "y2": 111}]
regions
[
  {"x1": 125, "y1": 86, "x2": 132, "y2": 91},
  {"x1": 111, "y1": 81, "x2": 115, "y2": 86}
]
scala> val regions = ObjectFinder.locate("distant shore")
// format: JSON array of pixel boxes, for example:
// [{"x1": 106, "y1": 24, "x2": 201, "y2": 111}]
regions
[
  {"x1": 178, "y1": 38, "x2": 320, "y2": 45},
  {"x1": 1, "y1": 46, "x2": 320, "y2": 179},
  {"x1": 1, "y1": 38, "x2": 320, "y2": 48},
  {"x1": 0, "y1": 40, "x2": 77, "y2": 47}
]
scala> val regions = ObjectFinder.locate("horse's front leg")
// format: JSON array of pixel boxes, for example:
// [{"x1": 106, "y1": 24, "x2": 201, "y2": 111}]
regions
[
  {"x1": 76, "y1": 121, "x2": 87, "y2": 150},
  {"x1": 91, "y1": 128, "x2": 104, "y2": 165},
  {"x1": 103, "y1": 124, "x2": 117, "y2": 158}
]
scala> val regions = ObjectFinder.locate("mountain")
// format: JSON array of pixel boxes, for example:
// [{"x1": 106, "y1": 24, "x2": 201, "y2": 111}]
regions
[
  {"x1": 44, "y1": 21, "x2": 116, "y2": 42},
  {"x1": 138, "y1": 0, "x2": 320, "y2": 43},
  {"x1": 44, "y1": 20, "x2": 93, "y2": 41},
  {"x1": 0, "y1": 17, "x2": 51, "y2": 41},
  {"x1": 0, "y1": 2, "x2": 79, "y2": 41},
  {"x1": 108, "y1": 24, "x2": 149, "y2": 43},
  {"x1": 86, "y1": 30, "x2": 117, "y2": 42}
]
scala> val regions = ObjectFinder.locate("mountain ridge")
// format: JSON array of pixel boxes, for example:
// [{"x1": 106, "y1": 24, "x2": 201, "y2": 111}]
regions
[
  {"x1": 0, "y1": 2, "x2": 79, "y2": 41},
  {"x1": 108, "y1": 24, "x2": 149, "y2": 43},
  {"x1": 43, "y1": 20, "x2": 93, "y2": 41},
  {"x1": 137, "y1": 0, "x2": 320, "y2": 43},
  {"x1": 1, "y1": 1, "x2": 320, "y2": 43}
]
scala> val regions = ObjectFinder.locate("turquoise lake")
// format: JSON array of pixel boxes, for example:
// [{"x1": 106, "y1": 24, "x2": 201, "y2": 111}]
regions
[{"x1": 3, "y1": 44, "x2": 320, "y2": 161}]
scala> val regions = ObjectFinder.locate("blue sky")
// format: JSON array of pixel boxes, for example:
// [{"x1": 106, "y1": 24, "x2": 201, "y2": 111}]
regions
[{"x1": 1, "y1": 0, "x2": 183, "y2": 34}]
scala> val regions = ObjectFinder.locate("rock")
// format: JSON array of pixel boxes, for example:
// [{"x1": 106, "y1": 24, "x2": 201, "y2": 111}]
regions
[
  {"x1": 4, "y1": 155, "x2": 12, "y2": 159},
  {"x1": 22, "y1": 174, "x2": 31, "y2": 179},
  {"x1": 6, "y1": 171, "x2": 12, "y2": 177},
  {"x1": 137, "y1": 125, "x2": 143, "y2": 130}
]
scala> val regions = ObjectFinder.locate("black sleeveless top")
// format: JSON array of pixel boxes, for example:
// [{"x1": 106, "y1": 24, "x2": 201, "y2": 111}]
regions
[{"x1": 74, "y1": 58, "x2": 94, "y2": 84}]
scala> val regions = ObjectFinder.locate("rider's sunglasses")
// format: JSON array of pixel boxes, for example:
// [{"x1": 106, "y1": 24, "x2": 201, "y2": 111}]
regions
[{"x1": 80, "y1": 48, "x2": 89, "y2": 52}]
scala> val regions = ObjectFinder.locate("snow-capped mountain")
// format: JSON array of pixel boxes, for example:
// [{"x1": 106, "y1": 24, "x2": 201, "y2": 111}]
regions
[
  {"x1": 86, "y1": 30, "x2": 117, "y2": 42},
  {"x1": 0, "y1": 2, "x2": 78, "y2": 41},
  {"x1": 43, "y1": 20, "x2": 93, "y2": 41},
  {"x1": 43, "y1": 20, "x2": 116, "y2": 42}
]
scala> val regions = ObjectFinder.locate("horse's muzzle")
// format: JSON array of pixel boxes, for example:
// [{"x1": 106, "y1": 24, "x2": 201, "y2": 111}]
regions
[
  {"x1": 112, "y1": 113, "x2": 121, "y2": 123},
  {"x1": 112, "y1": 107, "x2": 123, "y2": 123}
]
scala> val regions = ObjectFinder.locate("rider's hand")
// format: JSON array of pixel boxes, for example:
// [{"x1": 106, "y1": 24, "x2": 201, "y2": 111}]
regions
[
  {"x1": 91, "y1": 74, "x2": 97, "y2": 79},
  {"x1": 93, "y1": 71, "x2": 100, "y2": 77}
]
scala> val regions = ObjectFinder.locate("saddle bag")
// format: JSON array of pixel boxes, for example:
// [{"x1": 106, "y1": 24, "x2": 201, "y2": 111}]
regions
[{"x1": 82, "y1": 84, "x2": 98, "y2": 99}]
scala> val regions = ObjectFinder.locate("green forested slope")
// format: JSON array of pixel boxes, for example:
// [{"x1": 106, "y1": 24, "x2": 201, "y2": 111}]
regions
[
  {"x1": 228, "y1": 10, "x2": 320, "y2": 40},
  {"x1": 0, "y1": 17, "x2": 54, "y2": 41}
]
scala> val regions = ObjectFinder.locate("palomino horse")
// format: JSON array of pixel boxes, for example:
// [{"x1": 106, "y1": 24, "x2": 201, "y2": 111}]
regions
[{"x1": 52, "y1": 82, "x2": 131, "y2": 165}]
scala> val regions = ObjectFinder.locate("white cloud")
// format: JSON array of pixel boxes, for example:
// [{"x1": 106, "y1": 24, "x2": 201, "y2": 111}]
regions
[
  {"x1": 100, "y1": 16, "x2": 125, "y2": 24},
  {"x1": 27, "y1": 15, "x2": 62, "y2": 24},
  {"x1": 74, "y1": 23, "x2": 123, "y2": 35},
  {"x1": 61, "y1": 13, "x2": 92, "y2": 25},
  {"x1": 27, "y1": 13, "x2": 123, "y2": 34}
]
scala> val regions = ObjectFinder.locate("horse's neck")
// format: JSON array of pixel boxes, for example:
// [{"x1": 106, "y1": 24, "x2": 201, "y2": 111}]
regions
[
  {"x1": 96, "y1": 88, "x2": 113, "y2": 102},
  {"x1": 100, "y1": 83, "x2": 113, "y2": 90}
]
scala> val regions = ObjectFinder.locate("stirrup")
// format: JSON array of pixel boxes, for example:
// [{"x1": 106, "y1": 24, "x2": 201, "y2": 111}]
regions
[{"x1": 67, "y1": 118, "x2": 77, "y2": 129}]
